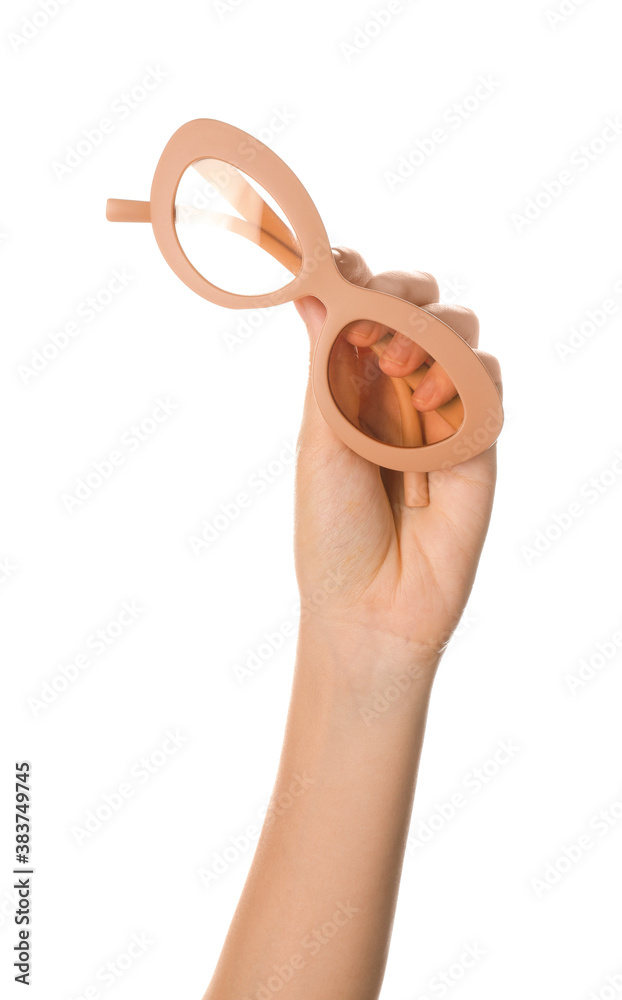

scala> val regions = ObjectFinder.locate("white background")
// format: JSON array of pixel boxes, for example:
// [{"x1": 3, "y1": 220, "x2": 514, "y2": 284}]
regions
[{"x1": 2, "y1": 0, "x2": 622, "y2": 997}]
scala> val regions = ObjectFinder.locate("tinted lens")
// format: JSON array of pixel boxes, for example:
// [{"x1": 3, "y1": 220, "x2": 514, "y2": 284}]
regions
[
  {"x1": 174, "y1": 157, "x2": 302, "y2": 296},
  {"x1": 328, "y1": 323, "x2": 463, "y2": 447}
]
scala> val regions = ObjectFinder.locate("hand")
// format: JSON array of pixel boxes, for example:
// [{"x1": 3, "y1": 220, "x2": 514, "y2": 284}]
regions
[{"x1": 293, "y1": 247, "x2": 502, "y2": 675}]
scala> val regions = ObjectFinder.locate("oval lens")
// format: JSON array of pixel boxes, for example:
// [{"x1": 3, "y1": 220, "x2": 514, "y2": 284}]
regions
[
  {"x1": 174, "y1": 157, "x2": 302, "y2": 297},
  {"x1": 328, "y1": 323, "x2": 463, "y2": 447}
]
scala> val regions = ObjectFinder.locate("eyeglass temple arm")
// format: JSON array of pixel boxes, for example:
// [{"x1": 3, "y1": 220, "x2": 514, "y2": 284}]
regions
[
  {"x1": 105, "y1": 196, "x2": 302, "y2": 275},
  {"x1": 107, "y1": 158, "x2": 303, "y2": 271},
  {"x1": 190, "y1": 159, "x2": 302, "y2": 262}
]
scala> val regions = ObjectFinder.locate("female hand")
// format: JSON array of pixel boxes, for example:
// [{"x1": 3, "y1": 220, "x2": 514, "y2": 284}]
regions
[{"x1": 293, "y1": 247, "x2": 502, "y2": 677}]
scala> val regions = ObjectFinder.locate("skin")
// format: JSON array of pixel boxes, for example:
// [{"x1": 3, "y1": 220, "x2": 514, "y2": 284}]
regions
[{"x1": 201, "y1": 248, "x2": 502, "y2": 1000}]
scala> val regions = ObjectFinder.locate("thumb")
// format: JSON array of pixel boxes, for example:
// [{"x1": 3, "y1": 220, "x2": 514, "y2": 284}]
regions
[
  {"x1": 294, "y1": 250, "x2": 380, "y2": 499},
  {"x1": 294, "y1": 245, "x2": 374, "y2": 348},
  {"x1": 294, "y1": 296, "x2": 327, "y2": 349},
  {"x1": 294, "y1": 293, "x2": 344, "y2": 465}
]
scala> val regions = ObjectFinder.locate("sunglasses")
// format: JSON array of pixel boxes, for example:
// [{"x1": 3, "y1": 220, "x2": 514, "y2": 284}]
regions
[{"x1": 106, "y1": 118, "x2": 503, "y2": 507}]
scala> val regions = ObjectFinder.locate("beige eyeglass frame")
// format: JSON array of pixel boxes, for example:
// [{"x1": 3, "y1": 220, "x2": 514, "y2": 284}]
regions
[{"x1": 106, "y1": 118, "x2": 503, "y2": 506}]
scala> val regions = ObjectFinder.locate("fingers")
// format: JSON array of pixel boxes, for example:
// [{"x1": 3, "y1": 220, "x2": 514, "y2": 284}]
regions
[
  {"x1": 294, "y1": 246, "x2": 373, "y2": 348},
  {"x1": 294, "y1": 252, "x2": 501, "y2": 457},
  {"x1": 412, "y1": 346, "x2": 501, "y2": 413},
  {"x1": 366, "y1": 269, "x2": 440, "y2": 304},
  {"x1": 421, "y1": 302, "x2": 480, "y2": 349},
  {"x1": 295, "y1": 246, "x2": 374, "y2": 467},
  {"x1": 326, "y1": 258, "x2": 493, "y2": 420},
  {"x1": 293, "y1": 295, "x2": 327, "y2": 348},
  {"x1": 339, "y1": 272, "x2": 482, "y2": 414},
  {"x1": 381, "y1": 301, "x2": 481, "y2": 412},
  {"x1": 376, "y1": 329, "x2": 428, "y2": 373},
  {"x1": 412, "y1": 360, "x2": 457, "y2": 411},
  {"x1": 382, "y1": 301, "x2": 479, "y2": 380},
  {"x1": 343, "y1": 269, "x2": 440, "y2": 351},
  {"x1": 333, "y1": 245, "x2": 375, "y2": 287},
  {"x1": 473, "y1": 349, "x2": 503, "y2": 401}
]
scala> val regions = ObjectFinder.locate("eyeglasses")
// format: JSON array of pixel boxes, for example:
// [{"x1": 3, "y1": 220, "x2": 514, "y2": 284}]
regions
[{"x1": 106, "y1": 118, "x2": 503, "y2": 507}]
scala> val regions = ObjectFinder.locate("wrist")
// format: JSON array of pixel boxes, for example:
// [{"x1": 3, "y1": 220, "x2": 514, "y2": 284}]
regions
[{"x1": 294, "y1": 619, "x2": 440, "y2": 722}]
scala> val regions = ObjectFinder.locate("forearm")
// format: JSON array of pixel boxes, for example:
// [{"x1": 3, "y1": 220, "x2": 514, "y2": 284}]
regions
[{"x1": 202, "y1": 624, "x2": 438, "y2": 1000}]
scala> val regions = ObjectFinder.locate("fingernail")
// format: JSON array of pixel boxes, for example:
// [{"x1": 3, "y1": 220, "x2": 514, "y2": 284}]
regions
[
  {"x1": 381, "y1": 335, "x2": 412, "y2": 366},
  {"x1": 345, "y1": 320, "x2": 378, "y2": 341},
  {"x1": 412, "y1": 376, "x2": 433, "y2": 407}
]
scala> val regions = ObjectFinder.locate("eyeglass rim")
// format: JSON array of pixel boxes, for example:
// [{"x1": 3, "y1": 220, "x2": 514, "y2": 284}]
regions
[{"x1": 108, "y1": 117, "x2": 503, "y2": 474}]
